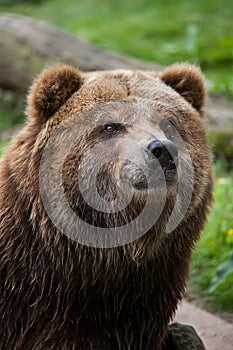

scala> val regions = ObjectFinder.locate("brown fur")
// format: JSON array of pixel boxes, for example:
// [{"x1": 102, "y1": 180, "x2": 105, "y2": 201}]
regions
[{"x1": 0, "y1": 64, "x2": 214, "y2": 349}]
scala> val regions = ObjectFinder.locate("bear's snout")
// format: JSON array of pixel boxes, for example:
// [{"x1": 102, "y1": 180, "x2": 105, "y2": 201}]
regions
[{"x1": 144, "y1": 140, "x2": 178, "y2": 172}]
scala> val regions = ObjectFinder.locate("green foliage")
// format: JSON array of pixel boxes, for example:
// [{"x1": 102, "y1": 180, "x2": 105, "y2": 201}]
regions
[
  {"x1": 209, "y1": 131, "x2": 233, "y2": 159},
  {"x1": 0, "y1": 139, "x2": 9, "y2": 156},
  {"x1": 0, "y1": 0, "x2": 42, "y2": 5},
  {"x1": 208, "y1": 131, "x2": 233, "y2": 168},
  {"x1": 0, "y1": 91, "x2": 25, "y2": 132},
  {"x1": 0, "y1": 0, "x2": 233, "y2": 96},
  {"x1": 190, "y1": 164, "x2": 233, "y2": 310},
  {"x1": 209, "y1": 253, "x2": 233, "y2": 293}
]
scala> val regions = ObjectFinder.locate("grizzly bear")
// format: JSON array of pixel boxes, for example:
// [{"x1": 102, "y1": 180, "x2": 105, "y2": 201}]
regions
[{"x1": 0, "y1": 63, "x2": 213, "y2": 349}]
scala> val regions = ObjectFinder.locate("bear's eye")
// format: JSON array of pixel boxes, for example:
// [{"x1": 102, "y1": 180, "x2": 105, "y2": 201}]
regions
[
  {"x1": 104, "y1": 123, "x2": 118, "y2": 134},
  {"x1": 159, "y1": 119, "x2": 177, "y2": 141}
]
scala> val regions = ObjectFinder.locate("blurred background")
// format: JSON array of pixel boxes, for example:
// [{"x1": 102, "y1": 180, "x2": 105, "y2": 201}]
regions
[{"x1": 0, "y1": 0, "x2": 232, "y2": 319}]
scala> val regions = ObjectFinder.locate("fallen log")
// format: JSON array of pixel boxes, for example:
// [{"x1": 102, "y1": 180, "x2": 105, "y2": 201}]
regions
[
  {"x1": 0, "y1": 13, "x2": 160, "y2": 93},
  {"x1": 0, "y1": 13, "x2": 232, "y2": 133}
]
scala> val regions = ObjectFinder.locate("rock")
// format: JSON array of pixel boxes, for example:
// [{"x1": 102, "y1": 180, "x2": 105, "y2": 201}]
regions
[{"x1": 162, "y1": 323, "x2": 206, "y2": 350}]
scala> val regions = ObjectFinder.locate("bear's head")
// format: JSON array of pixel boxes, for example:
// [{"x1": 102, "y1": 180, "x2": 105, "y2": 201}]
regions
[{"x1": 20, "y1": 63, "x2": 213, "y2": 251}]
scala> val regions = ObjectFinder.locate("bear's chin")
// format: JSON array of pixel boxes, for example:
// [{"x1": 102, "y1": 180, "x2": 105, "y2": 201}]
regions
[{"x1": 119, "y1": 172, "x2": 178, "y2": 195}]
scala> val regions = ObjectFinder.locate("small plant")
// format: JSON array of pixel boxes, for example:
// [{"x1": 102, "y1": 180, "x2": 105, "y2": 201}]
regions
[
  {"x1": 209, "y1": 251, "x2": 233, "y2": 293},
  {"x1": 190, "y1": 166, "x2": 233, "y2": 310},
  {"x1": 208, "y1": 226, "x2": 233, "y2": 293}
]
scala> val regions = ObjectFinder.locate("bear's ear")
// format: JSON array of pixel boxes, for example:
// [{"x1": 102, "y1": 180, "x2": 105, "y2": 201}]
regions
[
  {"x1": 160, "y1": 63, "x2": 206, "y2": 115},
  {"x1": 27, "y1": 64, "x2": 84, "y2": 123}
]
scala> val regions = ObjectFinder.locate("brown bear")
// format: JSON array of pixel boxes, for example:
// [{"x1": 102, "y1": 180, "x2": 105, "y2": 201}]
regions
[{"x1": 0, "y1": 63, "x2": 213, "y2": 349}]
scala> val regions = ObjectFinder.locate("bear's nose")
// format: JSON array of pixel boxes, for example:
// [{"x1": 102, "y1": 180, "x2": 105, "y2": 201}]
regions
[{"x1": 144, "y1": 140, "x2": 178, "y2": 170}]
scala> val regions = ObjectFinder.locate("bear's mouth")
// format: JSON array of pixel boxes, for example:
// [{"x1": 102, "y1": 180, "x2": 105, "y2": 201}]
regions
[{"x1": 119, "y1": 162, "x2": 178, "y2": 192}]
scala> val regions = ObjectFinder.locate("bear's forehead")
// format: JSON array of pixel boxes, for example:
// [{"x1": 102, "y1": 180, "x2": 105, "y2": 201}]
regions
[
  {"x1": 83, "y1": 70, "x2": 178, "y2": 102},
  {"x1": 52, "y1": 69, "x2": 192, "y2": 128}
]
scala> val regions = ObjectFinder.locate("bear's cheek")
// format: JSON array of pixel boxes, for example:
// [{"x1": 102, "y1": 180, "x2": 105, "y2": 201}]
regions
[
  {"x1": 61, "y1": 152, "x2": 121, "y2": 203},
  {"x1": 175, "y1": 134, "x2": 212, "y2": 211}
]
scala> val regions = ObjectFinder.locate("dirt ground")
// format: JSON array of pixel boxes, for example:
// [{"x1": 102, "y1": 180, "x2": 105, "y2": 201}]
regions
[{"x1": 175, "y1": 300, "x2": 233, "y2": 350}]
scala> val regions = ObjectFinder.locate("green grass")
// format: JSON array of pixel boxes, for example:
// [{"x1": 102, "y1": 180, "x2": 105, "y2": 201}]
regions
[
  {"x1": 0, "y1": 139, "x2": 9, "y2": 156},
  {"x1": 0, "y1": 0, "x2": 233, "y2": 96},
  {"x1": 190, "y1": 161, "x2": 233, "y2": 310},
  {"x1": 0, "y1": 91, "x2": 25, "y2": 132}
]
